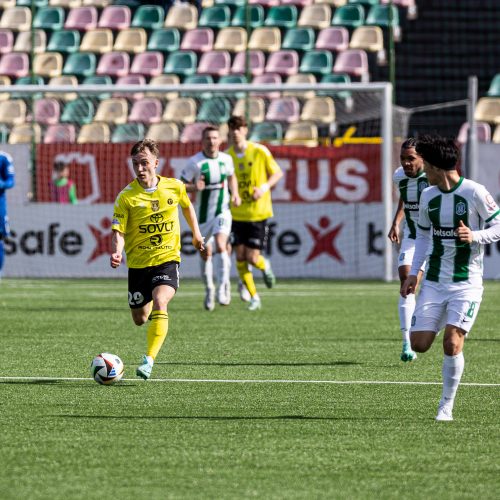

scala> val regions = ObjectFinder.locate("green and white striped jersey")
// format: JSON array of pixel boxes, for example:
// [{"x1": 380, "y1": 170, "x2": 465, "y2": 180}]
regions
[
  {"x1": 393, "y1": 166, "x2": 428, "y2": 239},
  {"x1": 181, "y1": 151, "x2": 235, "y2": 224},
  {"x1": 415, "y1": 177, "x2": 500, "y2": 285}
]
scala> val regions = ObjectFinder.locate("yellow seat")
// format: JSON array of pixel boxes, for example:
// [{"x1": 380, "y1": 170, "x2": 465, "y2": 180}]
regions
[
  {"x1": 0, "y1": 99, "x2": 27, "y2": 124},
  {"x1": 248, "y1": 27, "x2": 281, "y2": 52},
  {"x1": 314, "y1": 0, "x2": 346, "y2": 6},
  {"x1": 493, "y1": 125, "x2": 500, "y2": 143},
  {"x1": 214, "y1": 27, "x2": 247, "y2": 52},
  {"x1": 49, "y1": 0, "x2": 82, "y2": 7},
  {"x1": 284, "y1": 73, "x2": 317, "y2": 99},
  {"x1": 350, "y1": 26, "x2": 386, "y2": 65},
  {"x1": 298, "y1": 4, "x2": 331, "y2": 30},
  {"x1": 47, "y1": 75, "x2": 79, "y2": 101},
  {"x1": 0, "y1": 75, "x2": 11, "y2": 101},
  {"x1": 13, "y1": 29, "x2": 46, "y2": 53},
  {"x1": 300, "y1": 96, "x2": 335, "y2": 124},
  {"x1": 8, "y1": 123, "x2": 42, "y2": 144},
  {"x1": 80, "y1": 28, "x2": 114, "y2": 54},
  {"x1": 164, "y1": 3, "x2": 198, "y2": 30},
  {"x1": 284, "y1": 121, "x2": 319, "y2": 147},
  {"x1": 147, "y1": 74, "x2": 181, "y2": 100},
  {"x1": 33, "y1": 52, "x2": 64, "y2": 78},
  {"x1": 232, "y1": 97, "x2": 266, "y2": 124},
  {"x1": 82, "y1": 0, "x2": 111, "y2": 6},
  {"x1": 94, "y1": 98, "x2": 129, "y2": 124},
  {"x1": 114, "y1": 28, "x2": 147, "y2": 53},
  {"x1": 162, "y1": 98, "x2": 197, "y2": 124},
  {"x1": 77, "y1": 122, "x2": 111, "y2": 143},
  {"x1": 146, "y1": 122, "x2": 180, "y2": 142},
  {"x1": 474, "y1": 97, "x2": 500, "y2": 124},
  {"x1": 0, "y1": 1, "x2": 16, "y2": 8},
  {"x1": 0, "y1": 7, "x2": 32, "y2": 31}
]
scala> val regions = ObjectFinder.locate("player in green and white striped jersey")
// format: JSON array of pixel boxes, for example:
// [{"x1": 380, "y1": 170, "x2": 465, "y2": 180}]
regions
[
  {"x1": 389, "y1": 138, "x2": 428, "y2": 362},
  {"x1": 181, "y1": 126, "x2": 241, "y2": 310},
  {"x1": 402, "y1": 135, "x2": 500, "y2": 421}
]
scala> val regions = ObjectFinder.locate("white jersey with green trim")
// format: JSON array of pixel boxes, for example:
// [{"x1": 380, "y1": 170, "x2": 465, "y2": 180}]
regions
[
  {"x1": 416, "y1": 177, "x2": 500, "y2": 286},
  {"x1": 181, "y1": 151, "x2": 234, "y2": 225},
  {"x1": 393, "y1": 167, "x2": 428, "y2": 240}
]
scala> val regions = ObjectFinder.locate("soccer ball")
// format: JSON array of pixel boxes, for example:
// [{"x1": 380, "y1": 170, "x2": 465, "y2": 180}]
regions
[{"x1": 90, "y1": 353, "x2": 124, "y2": 385}]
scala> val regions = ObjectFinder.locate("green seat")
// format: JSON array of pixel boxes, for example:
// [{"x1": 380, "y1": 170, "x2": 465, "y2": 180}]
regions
[
  {"x1": 199, "y1": 5, "x2": 232, "y2": 29},
  {"x1": 12, "y1": 76, "x2": 44, "y2": 98},
  {"x1": 197, "y1": 97, "x2": 232, "y2": 124},
  {"x1": 16, "y1": 0, "x2": 48, "y2": 6},
  {"x1": 331, "y1": 4, "x2": 365, "y2": 28},
  {"x1": 299, "y1": 50, "x2": 333, "y2": 76},
  {"x1": 181, "y1": 75, "x2": 214, "y2": 99},
  {"x1": 60, "y1": 98, "x2": 95, "y2": 125},
  {"x1": 215, "y1": 0, "x2": 246, "y2": 5},
  {"x1": 366, "y1": 4, "x2": 400, "y2": 28},
  {"x1": 0, "y1": 124, "x2": 9, "y2": 143},
  {"x1": 218, "y1": 74, "x2": 247, "y2": 98},
  {"x1": 63, "y1": 53, "x2": 97, "y2": 79},
  {"x1": 282, "y1": 27, "x2": 315, "y2": 52},
  {"x1": 112, "y1": 0, "x2": 142, "y2": 7},
  {"x1": 164, "y1": 51, "x2": 197, "y2": 78},
  {"x1": 82, "y1": 75, "x2": 113, "y2": 99},
  {"x1": 487, "y1": 74, "x2": 500, "y2": 97},
  {"x1": 33, "y1": 6, "x2": 65, "y2": 30},
  {"x1": 320, "y1": 73, "x2": 353, "y2": 108},
  {"x1": 111, "y1": 123, "x2": 145, "y2": 143},
  {"x1": 147, "y1": 28, "x2": 181, "y2": 53},
  {"x1": 231, "y1": 5, "x2": 264, "y2": 29},
  {"x1": 47, "y1": 30, "x2": 80, "y2": 54},
  {"x1": 249, "y1": 122, "x2": 283, "y2": 144},
  {"x1": 264, "y1": 5, "x2": 298, "y2": 29},
  {"x1": 348, "y1": 0, "x2": 380, "y2": 6},
  {"x1": 131, "y1": 5, "x2": 165, "y2": 30}
]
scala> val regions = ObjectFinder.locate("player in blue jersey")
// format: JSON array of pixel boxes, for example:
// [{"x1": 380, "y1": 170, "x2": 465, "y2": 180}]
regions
[{"x1": 0, "y1": 151, "x2": 15, "y2": 278}]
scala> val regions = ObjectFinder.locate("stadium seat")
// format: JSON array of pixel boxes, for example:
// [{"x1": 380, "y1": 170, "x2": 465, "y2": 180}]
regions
[
  {"x1": 8, "y1": 123, "x2": 42, "y2": 144},
  {"x1": 333, "y1": 48, "x2": 369, "y2": 82},
  {"x1": 130, "y1": 52, "x2": 164, "y2": 77},
  {"x1": 0, "y1": 7, "x2": 32, "y2": 31},
  {"x1": 47, "y1": 75, "x2": 78, "y2": 101},
  {"x1": 0, "y1": 53, "x2": 29, "y2": 78},
  {"x1": 199, "y1": 5, "x2": 231, "y2": 29},
  {"x1": 251, "y1": 73, "x2": 282, "y2": 99},
  {"x1": 179, "y1": 122, "x2": 210, "y2": 143},
  {"x1": 248, "y1": 0, "x2": 279, "y2": 6},
  {"x1": 218, "y1": 74, "x2": 247, "y2": 98},
  {"x1": 49, "y1": 0, "x2": 82, "y2": 7},
  {"x1": 0, "y1": 30, "x2": 14, "y2": 54},
  {"x1": 44, "y1": 123, "x2": 76, "y2": 144},
  {"x1": 297, "y1": 4, "x2": 331, "y2": 29},
  {"x1": 147, "y1": 28, "x2": 181, "y2": 54},
  {"x1": 180, "y1": 28, "x2": 214, "y2": 53},
  {"x1": 282, "y1": 0, "x2": 313, "y2": 6},
  {"x1": 331, "y1": 4, "x2": 365, "y2": 28},
  {"x1": 265, "y1": 50, "x2": 299, "y2": 76},
  {"x1": 197, "y1": 50, "x2": 231, "y2": 76},
  {"x1": 94, "y1": 98, "x2": 129, "y2": 125},
  {"x1": 148, "y1": 74, "x2": 180, "y2": 100},
  {"x1": 197, "y1": 97, "x2": 232, "y2": 124},
  {"x1": 80, "y1": 28, "x2": 113, "y2": 54},
  {"x1": 33, "y1": 52, "x2": 63, "y2": 78},
  {"x1": 33, "y1": 6, "x2": 65, "y2": 30},
  {"x1": 0, "y1": 0, "x2": 15, "y2": 6},
  {"x1": 13, "y1": 29, "x2": 46, "y2": 53},
  {"x1": 381, "y1": 0, "x2": 417, "y2": 20},
  {"x1": 231, "y1": 50, "x2": 265, "y2": 77},
  {"x1": 0, "y1": 76, "x2": 10, "y2": 101},
  {"x1": 493, "y1": 125, "x2": 500, "y2": 144},
  {"x1": 0, "y1": 99, "x2": 26, "y2": 124},
  {"x1": 282, "y1": 27, "x2": 315, "y2": 52},
  {"x1": 81, "y1": 75, "x2": 112, "y2": 99},
  {"x1": 113, "y1": 74, "x2": 146, "y2": 100},
  {"x1": 0, "y1": 124, "x2": 8, "y2": 142},
  {"x1": 34, "y1": 97, "x2": 61, "y2": 125},
  {"x1": 47, "y1": 30, "x2": 80, "y2": 53},
  {"x1": 98, "y1": 5, "x2": 131, "y2": 30},
  {"x1": 162, "y1": 97, "x2": 197, "y2": 124},
  {"x1": 300, "y1": 96, "x2": 335, "y2": 124},
  {"x1": 315, "y1": 26, "x2": 349, "y2": 51},
  {"x1": 232, "y1": 97, "x2": 266, "y2": 123},
  {"x1": 283, "y1": 121, "x2": 318, "y2": 146},
  {"x1": 96, "y1": 52, "x2": 130, "y2": 78},
  {"x1": 164, "y1": 3, "x2": 198, "y2": 30},
  {"x1": 266, "y1": 97, "x2": 300, "y2": 123},
  {"x1": 113, "y1": 28, "x2": 147, "y2": 54},
  {"x1": 214, "y1": 27, "x2": 247, "y2": 52},
  {"x1": 284, "y1": 73, "x2": 316, "y2": 99},
  {"x1": 60, "y1": 97, "x2": 94, "y2": 124},
  {"x1": 299, "y1": 50, "x2": 333, "y2": 76},
  {"x1": 111, "y1": 122, "x2": 145, "y2": 143},
  {"x1": 248, "y1": 27, "x2": 281, "y2": 52},
  {"x1": 128, "y1": 97, "x2": 163, "y2": 124},
  {"x1": 131, "y1": 4, "x2": 165, "y2": 30},
  {"x1": 474, "y1": 98, "x2": 500, "y2": 124},
  {"x1": 12, "y1": 76, "x2": 43, "y2": 99},
  {"x1": 349, "y1": 26, "x2": 386, "y2": 65},
  {"x1": 77, "y1": 122, "x2": 111, "y2": 143},
  {"x1": 146, "y1": 122, "x2": 179, "y2": 143},
  {"x1": 264, "y1": 5, "x2": 298, "y2": 29},
  {"x1": 456, "y1": 122, "x2": 491, "y2": 145},
  {"x1": 164, "y1": 51, "x2": 198, "y2": 78},
  {"x1": 64, "y1": 6, "x2": 98, "y2": 30},
  {"x1": 487, "y1": 74, "x2": 500, "y2": 97},
  {"x1": 181, "y1": 75, "x2": 214, "y2": 99},
  {"x1": 231, "y1": 4, "x2": 264, "y2": 28},
  {"x1": 366, "y1": 4, "x2": 401, "y2": 42},
  {"x1": 249, "y1": 122, "x2": 283, "y2": 144}
]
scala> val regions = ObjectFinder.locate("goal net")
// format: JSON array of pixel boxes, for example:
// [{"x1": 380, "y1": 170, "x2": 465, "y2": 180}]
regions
[{"x1": 4, "y1": 82, "x2": 400, "y2": 280}]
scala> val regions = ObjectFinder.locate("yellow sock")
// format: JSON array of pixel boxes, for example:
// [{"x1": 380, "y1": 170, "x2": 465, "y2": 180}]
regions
[
  {"x1": 253, "y1": 255, "x2": 266, "y2": 271},
  {"x1": 236, "y1": 260, "x2": 257, "y2": 297},
  {"x1": 146, "y1": 310, "x2": 169, "y2": 360}
]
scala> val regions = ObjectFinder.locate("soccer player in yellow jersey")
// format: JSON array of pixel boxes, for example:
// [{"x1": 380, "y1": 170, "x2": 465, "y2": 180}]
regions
[
  {"x1": 226, "y1": 116, "x2": 283, "y2": 311},
  {"x1": 110, "y1": 139, "x2": 204, "y2": 379}
]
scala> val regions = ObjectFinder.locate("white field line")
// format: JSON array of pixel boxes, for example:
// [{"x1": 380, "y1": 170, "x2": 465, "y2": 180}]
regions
[{"x1": 0, "y1": 376, "x2": 499, "y2": 387}]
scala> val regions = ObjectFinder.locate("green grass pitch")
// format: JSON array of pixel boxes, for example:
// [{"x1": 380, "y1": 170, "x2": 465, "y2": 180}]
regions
[{"x1": 0, "y1": 278, "x2": 499, "y2": 499}]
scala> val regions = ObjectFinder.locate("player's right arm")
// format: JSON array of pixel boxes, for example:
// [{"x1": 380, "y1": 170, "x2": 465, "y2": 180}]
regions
[
  {"x1": 388, "y1": 198, "x2": 404, "y2": 243},
  {"x1": 110, "y1": 229, "x2": 125, "y2": 268},
  {"x1": 0, "y1": 152, "x2": 15, "y2": 190}
]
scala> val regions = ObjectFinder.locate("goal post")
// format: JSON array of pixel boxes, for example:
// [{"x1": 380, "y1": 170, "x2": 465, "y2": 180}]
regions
[{"x1": 5, "y1": 82, "x2": 396, "y2": 281}]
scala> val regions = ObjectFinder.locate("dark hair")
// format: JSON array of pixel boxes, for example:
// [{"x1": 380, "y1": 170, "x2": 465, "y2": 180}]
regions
[
  {"x1": 130, "y1": 139, "x2": 159, "y2": 158},
  {"x1": 415, "y1": 135, "x2": 459, "y2": 171},
  {"x1": 227, "y1": 115, "x2": 247, "y2": 130},
  {"x1": 202, "y1": 125, "x2": 219, "y2": 139},
  {"x1": 53, "y1": 161, "x2": 67, "y2": 172},
  {"x1": 401, "y1": 137, "x2": 417, "y2": 150}
]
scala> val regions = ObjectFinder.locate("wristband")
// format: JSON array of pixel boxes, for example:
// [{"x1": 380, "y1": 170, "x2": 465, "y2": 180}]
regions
[{"x1": 259, "y1": 182, "x2": 270, "y2": 193}]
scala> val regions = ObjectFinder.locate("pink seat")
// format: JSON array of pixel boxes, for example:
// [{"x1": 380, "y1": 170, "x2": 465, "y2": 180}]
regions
[
  {"x1": 265, "y1": 50, "x2": 299, "y2": 76},
  {"x1": 98, "y1": 5, "x2": 131, "y2": 30},
  {"x1": 96, "y1": 52, "x2": 130, "y2": 78},
  {"x1": 0, "y1": 53, "x2": 29, "y2": 78},
  {"x1": 231, "y1": 50, "x2": 265, "y2": 76},
  {"x1": 64, "y1": 6, "x2": 98, "y2": 30},
  {"x1": 129, "y1": 98, "x2": 163, "y2": 125},
  {"x1": 281, "y1": 0, "x2": 313, "y2": 5},
  {"x1": 456, "y1": 122, "x2": 491, "y2": 144},
  {"x1": 198, "y1": 51, "x2": 231, "y2": 77},
  {"x1": 249, "y1": 0, "x2": 279, "y2": 6},
  {"x1": 44, "y1": 124, "x2": 76, "y2": 144},
  {"x1": 34, "y1": 98, "x2": 61, "y2": 125},
  {"x1": 265, "y1": 97, "x2": 300, "y2": 123},
  {"x1": 180, "y1": 28, "x2": 214, "y2": 53},
  {"x1": 180, "y1": 122, "x2": 211, "y2": 143},
  {"x1": 0, "y1": 30, "x2": 14, "y2": 54},
  {"x1": 113, "y1": 74, "x2": 146, "y2": 100},
  {"x1": 130, "y1": 52, "x2": 164, "y2": 77},
  {"x1": 315, "y1": 27, "x2": 349, "y2": 52},
  {"x1": 333, "y1": 49, "x2": 369, "y2": 82},
  {"x1": 251, "y1": 73, "x2": 282, "y2": 99}
]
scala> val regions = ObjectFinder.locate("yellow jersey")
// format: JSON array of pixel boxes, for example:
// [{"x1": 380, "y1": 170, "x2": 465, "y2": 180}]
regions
[
  {"x1": 112, "y1": 176, "x2": 191, "y2": 268},
  {"x1": 226, "y1": 141, "x2": 281, "y2": 222}
]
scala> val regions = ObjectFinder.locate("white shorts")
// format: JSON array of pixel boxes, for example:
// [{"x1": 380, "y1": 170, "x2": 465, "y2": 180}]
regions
[
  {"x1": 411, "y1": 281, "x2": 483, "y2": 334},
  {"x1": 199, "y1": 210, "x2": 232, "y2": 240},
  {"x1": 398, "y1": 237, "x2": 426, "y2": 271}
]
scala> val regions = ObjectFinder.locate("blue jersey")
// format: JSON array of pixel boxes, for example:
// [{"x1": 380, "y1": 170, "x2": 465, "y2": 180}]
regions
[{"x1": 0, "y1": 151, "x2": 15, "y2": 236}]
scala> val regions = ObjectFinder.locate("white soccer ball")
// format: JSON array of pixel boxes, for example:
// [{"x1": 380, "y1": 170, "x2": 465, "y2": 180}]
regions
[{"x1": 91, "y1": 353, "x2": 124, "y2": 385}]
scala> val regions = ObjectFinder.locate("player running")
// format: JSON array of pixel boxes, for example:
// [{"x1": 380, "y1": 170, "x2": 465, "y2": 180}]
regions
[{"x1": 0, "y1": 150, "x2": 15, "y2": 279}]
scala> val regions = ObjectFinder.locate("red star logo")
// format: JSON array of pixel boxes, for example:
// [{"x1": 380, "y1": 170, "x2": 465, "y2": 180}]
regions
[
  {"x1": 87, "y1": 217, "x2": 116, "y2": 264},
  {"x1": 305, "y1": 216, "x2": 344, "y2": 263}
]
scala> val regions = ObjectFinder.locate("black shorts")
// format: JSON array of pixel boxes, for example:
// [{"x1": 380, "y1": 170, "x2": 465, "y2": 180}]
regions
[
  {"x1": 128, "y1": 261, "x2": 179, "y2": 309},
  {"x1": 231, "y1": 220, "x2": 268, "y2": 250}
]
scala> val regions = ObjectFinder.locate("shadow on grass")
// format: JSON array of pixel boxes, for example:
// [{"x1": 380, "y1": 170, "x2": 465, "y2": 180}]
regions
[
  {"x1": 155, "y1": 361, "x2": 360, "y2": 367},
  {"x1": 0, "y1": 380, "x2": 135, "y2": 387}
]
